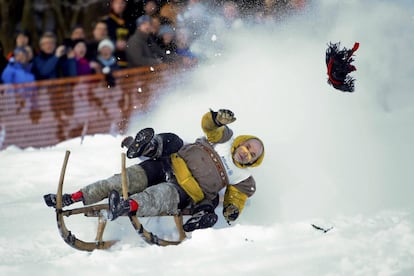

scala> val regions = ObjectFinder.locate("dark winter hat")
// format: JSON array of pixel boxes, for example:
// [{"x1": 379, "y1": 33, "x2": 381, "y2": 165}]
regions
[
  {"x1": 136, "y1": 15, "x2": 151, "y2": 27},
  {"x1": 72, "y1": 39, "x2": 87, "y2": 47},
  {"x1": 15, "y1": 28, "x2": 31, "y2": 38}
]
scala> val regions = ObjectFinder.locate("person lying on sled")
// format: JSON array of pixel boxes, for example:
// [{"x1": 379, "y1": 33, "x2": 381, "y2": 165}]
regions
[{"x1": 44, "y1": 108, "x2": 265, "y2": 232}]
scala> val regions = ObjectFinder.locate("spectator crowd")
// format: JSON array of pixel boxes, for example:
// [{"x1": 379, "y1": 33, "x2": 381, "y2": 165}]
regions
[{"x1": 0, "y1": 0, "x2": 306, "y2": 86}]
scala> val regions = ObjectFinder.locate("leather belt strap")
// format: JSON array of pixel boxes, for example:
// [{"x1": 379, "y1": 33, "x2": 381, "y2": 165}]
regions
[{"x1": 198, "y1": 143, "x2": 228, "y2": 188}]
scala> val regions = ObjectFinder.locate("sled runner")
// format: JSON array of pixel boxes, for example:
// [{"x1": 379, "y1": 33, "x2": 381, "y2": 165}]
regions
[{"x1": 54, "y1": 150, "x2": 190, "y2": 251}]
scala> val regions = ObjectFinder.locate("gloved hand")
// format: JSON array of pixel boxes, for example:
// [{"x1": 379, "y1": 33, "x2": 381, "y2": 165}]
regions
[
  {"x1": 223, "y1": 204, "x2": 239, "y2": 223},
  {"x1": 212, "y1": 109, "x2": 236, "y2": 126}
]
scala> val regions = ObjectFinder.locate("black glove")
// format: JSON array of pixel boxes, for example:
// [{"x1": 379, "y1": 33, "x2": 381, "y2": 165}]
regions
[
  {"x1": 211, "y1": 109, "x2": 236, "y2": 126},
  {"x1": 223, "y1": 204, "x2": 239, "y2": 223}
]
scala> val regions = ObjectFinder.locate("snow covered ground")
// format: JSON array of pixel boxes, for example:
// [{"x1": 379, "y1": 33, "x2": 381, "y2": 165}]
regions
[{"x1": 1, "y1": 0, "x2": 414, "y2": 275}]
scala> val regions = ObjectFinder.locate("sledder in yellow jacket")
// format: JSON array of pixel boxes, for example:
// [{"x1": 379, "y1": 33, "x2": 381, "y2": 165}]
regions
[
  {"x1": 44, "y1": 109, "x2": 264, "y2": 232},
  {"x1": 172, "y1": 109, "x2": 264, "y2": 225}
]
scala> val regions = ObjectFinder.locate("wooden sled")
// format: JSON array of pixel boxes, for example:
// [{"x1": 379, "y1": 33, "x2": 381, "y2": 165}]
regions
[{"x1": 55, "y1": 150, "x2": 190, "y2": 252}]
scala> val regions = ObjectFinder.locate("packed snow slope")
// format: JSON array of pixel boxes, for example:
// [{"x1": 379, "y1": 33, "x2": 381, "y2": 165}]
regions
[{"x1": 1, "y1": 0, "x2": 414, "y2": 275}]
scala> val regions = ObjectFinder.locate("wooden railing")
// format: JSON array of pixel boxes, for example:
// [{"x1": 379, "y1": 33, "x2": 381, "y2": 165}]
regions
[{"x1": 0, "y1": 64, "x2": 181, "y2": 149}]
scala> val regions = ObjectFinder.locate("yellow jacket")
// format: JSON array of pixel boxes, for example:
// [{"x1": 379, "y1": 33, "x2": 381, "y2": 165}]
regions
[{"x1": 171, "y1": 111, "x2": 264, "y2": 216}]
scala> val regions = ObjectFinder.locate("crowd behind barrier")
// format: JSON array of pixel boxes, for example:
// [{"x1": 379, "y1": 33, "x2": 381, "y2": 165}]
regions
[
  {"x1": 0, "y1": 64, "x2": 179, "y2": 149},
  {"x1": 0, "y1": 0, "x2": 307, "y2": 83},
  {"x1": 0, "y1": 0, "x2": 307, "y2": 149}
]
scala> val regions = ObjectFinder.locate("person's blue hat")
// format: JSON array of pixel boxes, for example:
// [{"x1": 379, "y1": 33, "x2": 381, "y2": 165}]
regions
[
  {"x1": 158, "y1": 25, "x2": 175, "y2": 36},
  {"x1": 13, "y1": 46, "x2": 27, "y2": 56},
  {"x1": 136, "y1": 15, "x2": 151, "y2": 27}
]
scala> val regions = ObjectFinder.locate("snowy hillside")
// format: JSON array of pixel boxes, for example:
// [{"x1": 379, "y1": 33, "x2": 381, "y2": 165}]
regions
[{"x1": 1, "y1": 0, "x2": 414, "y2": 275}]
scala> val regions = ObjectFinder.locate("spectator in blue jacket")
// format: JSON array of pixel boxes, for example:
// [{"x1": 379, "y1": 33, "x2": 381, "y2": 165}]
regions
[
  {"x1": 91, "y1": 38, "x2": 120, "y2": 88},
  {"x1": 31, "y1": 32, "x2": 77, "y2": 80},
  {"x1": 94, "y1": 38, "x2": 120, "y2": 72},
  {"x1": 1, "y1": 46, "x2": 35, "y2": 85}
]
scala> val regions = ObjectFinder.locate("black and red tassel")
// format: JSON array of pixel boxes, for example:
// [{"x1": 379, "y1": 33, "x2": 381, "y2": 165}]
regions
[{"x1": 326, "y1": 42, "x2": 359, "y2": 92}]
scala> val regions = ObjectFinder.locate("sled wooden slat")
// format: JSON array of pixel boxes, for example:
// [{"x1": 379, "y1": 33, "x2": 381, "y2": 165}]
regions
[
  {"x1": 61, "y1": 204, "x2": 192, "y2": 218},
  {"x1": 95, "y1": 217, "x2": 108, "y2": 243},
  {"x1": 52, "y1": 151, "x2": 190, "y2": 251},
  {"x1": 55, "y1": 150, "x2": 118, "y2": 251},
  {"x1": 120, "y1": 152, "x2": 188, "y2": 246},
  {"x1": 61, "y1": 204, "x2": 108, "y2": 217}
]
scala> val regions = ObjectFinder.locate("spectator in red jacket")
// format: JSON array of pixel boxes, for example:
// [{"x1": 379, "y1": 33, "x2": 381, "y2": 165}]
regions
[{"x1": 72, "y1": 39, "x2": 93, "y2": 76}]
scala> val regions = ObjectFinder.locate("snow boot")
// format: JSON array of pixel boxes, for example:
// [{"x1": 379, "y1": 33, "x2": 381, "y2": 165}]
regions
[
  {"x1": 43, "y1": 192, "x2": 81, "y2": 208},
  {"x1": 122, "y1": 127, "x2": 155, "y2": 159},
  {"x1": 108, "y1": 190, "x2": 138, "y2": 221},
  {"x1": 183, "y1": 211, "x2": 218, "y2": 232}
]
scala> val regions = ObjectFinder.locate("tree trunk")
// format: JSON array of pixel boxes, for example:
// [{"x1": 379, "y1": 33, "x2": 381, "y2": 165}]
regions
[
  {"x1": 0, "y1": 0, "x2": 14, "y2": 54},
  {"x1": 70, "y1": 0, "x2": 83, "y2": 30},
  {"x1": 47, "y1": 0, "x2": 67, "y2": 42},
  {"x1": 21, "y1": 0, "x2": 38, "y2": 49}
]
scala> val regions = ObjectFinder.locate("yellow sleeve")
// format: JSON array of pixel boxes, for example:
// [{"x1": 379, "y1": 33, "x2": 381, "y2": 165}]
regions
[
  {"x1": 171, "y1": 153, "x2": 205, "y2": 203},
  {"x1": 223, "y1": 185, "x2": 249, "y2": 214},
  {"x1": 201, "y1": 111, "x2": 225, "y2": 143}
]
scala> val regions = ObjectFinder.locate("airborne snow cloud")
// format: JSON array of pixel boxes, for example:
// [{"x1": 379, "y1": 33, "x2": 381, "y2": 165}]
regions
[{"x1": 129, "y1": 0, "x2": 414, "y2": 223}]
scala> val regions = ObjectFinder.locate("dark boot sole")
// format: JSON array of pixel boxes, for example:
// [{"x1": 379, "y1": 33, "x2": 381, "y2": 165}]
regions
[
  {"x1": 183, "y1": 213, "x2": 218, "y2": 232},
  {"x1": 126, "y1": 128, "x2": 155, "y2": 158}
]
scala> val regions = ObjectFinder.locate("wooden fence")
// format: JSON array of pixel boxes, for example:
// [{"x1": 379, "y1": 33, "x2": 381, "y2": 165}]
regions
[{"x1": 0, "y1": 64, "x2": 180, "y2": 149}]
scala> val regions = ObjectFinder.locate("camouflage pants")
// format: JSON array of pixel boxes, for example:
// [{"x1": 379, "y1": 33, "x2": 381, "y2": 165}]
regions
[
  {"x1": 130, "y1": 183, "x2": 180, "y2": 216},
  {"x1": 80, "y1": 164, "x2": 180, "y2": 216}
]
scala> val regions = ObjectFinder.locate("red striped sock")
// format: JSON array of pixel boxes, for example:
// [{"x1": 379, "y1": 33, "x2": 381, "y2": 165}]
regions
[
  {"x1": 129, "y1": 199, "x2": 139, "y2": 212},
  {"x1": 71, "y1": 191, "x2": 83, "y2": 202}
]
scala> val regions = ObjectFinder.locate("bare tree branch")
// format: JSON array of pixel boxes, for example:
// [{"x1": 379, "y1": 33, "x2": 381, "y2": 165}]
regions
[{"x1": 0, "y1": 0, "x2": 110, "y2": 53}]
